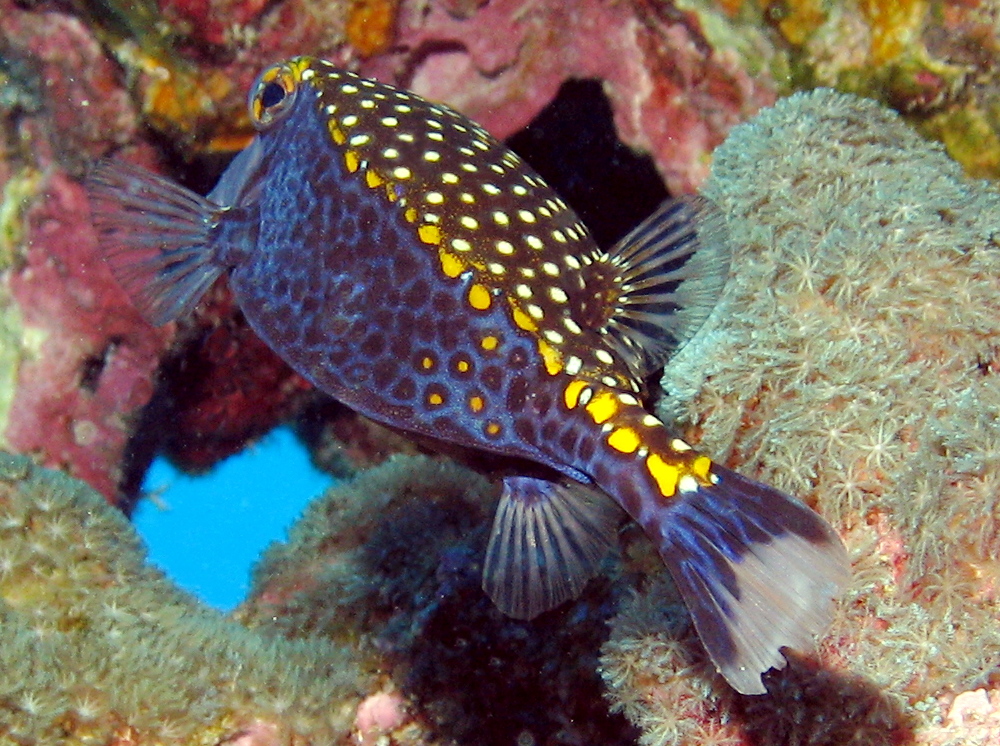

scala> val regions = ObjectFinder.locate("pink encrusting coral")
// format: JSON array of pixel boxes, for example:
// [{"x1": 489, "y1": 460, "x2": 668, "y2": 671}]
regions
[
  {"x1": 0, "y1": 5, "x2": 174, "y2": 501},
  {"x1": 600, "y1": 88, "x2": 1000, "y2": 744},
  {"x1": 5, "y1": 169, "x2": 170, "y2": 501},
  {"x1": 370, "y1": 0, "x2": 775, "y2": 194}
]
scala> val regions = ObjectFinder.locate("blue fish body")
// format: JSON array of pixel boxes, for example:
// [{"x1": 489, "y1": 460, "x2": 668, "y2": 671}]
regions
[{"x1": 87, "y1": 57, "x2": 848, "y2": 695}]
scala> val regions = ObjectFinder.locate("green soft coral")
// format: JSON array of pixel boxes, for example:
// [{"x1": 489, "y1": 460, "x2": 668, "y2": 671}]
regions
[
  {"x1": 0, "y1": 451, "x2": 364, "y2": 745},
  {"x1": 602, "y1": 87, "x2": 1000, "y2": 744}
]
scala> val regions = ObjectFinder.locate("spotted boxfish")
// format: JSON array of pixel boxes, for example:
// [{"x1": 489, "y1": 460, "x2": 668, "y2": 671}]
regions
[{"x1": 87, "y1": 57, "x2": 848, "y2": 694}]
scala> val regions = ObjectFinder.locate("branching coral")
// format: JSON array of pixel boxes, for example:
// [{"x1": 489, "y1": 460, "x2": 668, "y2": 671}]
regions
[{"x1": 601, "y1": 88, "x2": 1000, "y2": 743}]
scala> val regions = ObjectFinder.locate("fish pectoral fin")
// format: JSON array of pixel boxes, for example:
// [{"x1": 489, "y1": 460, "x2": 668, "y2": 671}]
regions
[
  {"x1": 482, "y1": 476, "x2": 623, "y2": 620},
  {"x1": 603, "y1": 195, "x2": 732, "y2": 377},
  {"x1": 657, "y1": 465, "x2": 850, "y2": 695},
  {"x1": 86, "y1": 159, "x2": 224, "y2": 326}
]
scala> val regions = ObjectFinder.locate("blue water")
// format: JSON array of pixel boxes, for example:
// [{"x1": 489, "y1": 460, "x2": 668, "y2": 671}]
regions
[{"x1": 134, "y1": 427, "x2": 332, "y2": 610}]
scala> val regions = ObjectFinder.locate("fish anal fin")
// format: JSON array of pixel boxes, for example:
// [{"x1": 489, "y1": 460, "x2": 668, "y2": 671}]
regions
[{"x1": 482, "y1": 476, "x2": 624, "y2": 619}]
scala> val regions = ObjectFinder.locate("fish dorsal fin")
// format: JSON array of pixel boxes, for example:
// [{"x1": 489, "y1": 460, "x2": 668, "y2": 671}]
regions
[
  {"x1": 602, "y1": 195, "x2": 731, "y2": 378},
  {"x1": 482, "y1": 476, "x2": 623, "y2": 619}
]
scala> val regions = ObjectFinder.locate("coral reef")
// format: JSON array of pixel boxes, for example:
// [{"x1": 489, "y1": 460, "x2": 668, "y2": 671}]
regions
[
  {"x1": 6, "y1": 0, "x2": 1000, "y2": 740},
  {"x1": 239, "y1": 454, "x2": 638, "y2": 746},
  {"x1": 601, "y1": 88, "x2": 1000, "y2": 743},
  {"x1": 676, "y1": 0, "x2": 1000, "y2": 179},
  {"x1": 0, "y1": 4, "x2": 173, "y2": 501},
  {"x1": 377, "y1": 0, "x2": 772, "y2": 194},
  {"x1": 13, "y1": 0, "x2": 994, "y2": 502},
  {"x1": 147, "y1": 290, "x2": 314, "y2": 475},
  {"x1": 0, "y1": 449, "x2": 364, "y2": 744},
  {"x1": 0, "y1": 1, "x2": 337, "y2": 500}
]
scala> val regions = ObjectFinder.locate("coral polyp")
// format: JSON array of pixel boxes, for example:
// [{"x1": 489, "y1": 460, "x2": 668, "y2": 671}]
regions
[
  {"x1": 0, "y1": 451, "x2": 363, "y2": 744},
  {"x1": 601, "y1": 88, "x2": 1000, "y2": 744}
]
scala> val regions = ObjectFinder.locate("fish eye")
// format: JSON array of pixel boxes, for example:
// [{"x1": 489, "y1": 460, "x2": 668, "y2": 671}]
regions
[
  {"x1": 260, "y1": 82, "x2": 286, "y2": 109},
  {"x1": 249, "y1": 63, "x2": 299, "y2": 130}
]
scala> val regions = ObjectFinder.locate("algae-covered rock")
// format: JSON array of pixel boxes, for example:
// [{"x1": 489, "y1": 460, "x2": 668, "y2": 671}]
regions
[
  {"x1": 240, "y1": 454, "x2": 637, "y2": 746},
  {"x1": 0, "y1": 451, "x2": 364, "y2": 745},
  {"x1": 602, "y1": 88, "x2": 1000, "y2": 744}
]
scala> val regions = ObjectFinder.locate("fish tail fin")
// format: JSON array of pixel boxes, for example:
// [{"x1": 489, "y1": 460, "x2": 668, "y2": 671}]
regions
[
  {"x1": 86, "y1": 159, "x2": 225, "y2": 326},
  {"x1": 654, "y1": 464, "x2": 849, "y2": 695}
]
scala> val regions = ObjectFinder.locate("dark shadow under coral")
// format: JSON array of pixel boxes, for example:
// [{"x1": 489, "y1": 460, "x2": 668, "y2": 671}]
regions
[
  {"x1": 355, "y1": 491, "x2": 638, "y2": 746},
  {"x1": 506, "y1": 79, "x2": 669, "y2": 250},
  {"x1": 735, "y1": 651, "x2": 915, "y2": 746}
]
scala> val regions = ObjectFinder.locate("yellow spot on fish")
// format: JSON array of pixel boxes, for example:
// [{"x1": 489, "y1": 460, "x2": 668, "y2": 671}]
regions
[
  {"x1": 468, "y1": 283, "x2": 491, "y2": 310},
  {"x1": 421, "y1": 357, "x2": 435, "y2": 369},
  {"x1": 470, "y1": 395, "x2": 485, "y2": 413},
  {"x1": 428, "y1": 392, "x2": 444, "y2": 405},
  {"x1": 344, "y1": 151, "x2": 360, "y2": 172},
  {"x1": 405, "y1": 208, "x2": 418, "y2": 222},
  {"x1": 486, "y1": 422, "x2": 502, "y2": 436},
  {"x1": 418, "y1": 224, "x2": 441, "y2": 244},
  {"x1": 456, "y1": 359, "x2": 470, "y2": 373},
  {"x1": 329, "y1": 123, "x2": 346, "y2": 145},
  {"x1": 366, "y1": 169, "x2": 384, "y2": 188},
  {"x1": 563, "y1": 380, "x2": 588, "y2": 409},
  {"x1": 511, "y1": 305, "x2": 538, "y2": 332},
  {"x1": 481, "y1": 335, "x2": 499, "y2": 351},
  {"x1": 538, "y1": 339, "x2": 562, "y2": 375},
  {"x1": 439, "y1": 250, "x2": 464, "y2": 278},
  {"x1": 608, "y1": 428, "x2": 641, "y2": 454},
  {"x1": 646, "y1": 454, "x2": 679, "y2": 498},
  {"x1": 584, "y1": 391, "x2": 618, "y2": 424},
  {"x1": 691, "y1": 455, "x2": 713, "y2": 482}
]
